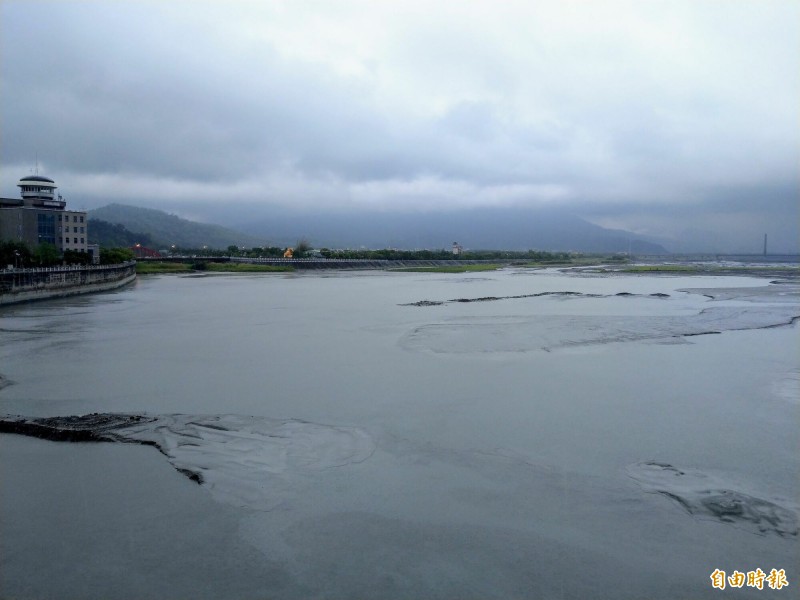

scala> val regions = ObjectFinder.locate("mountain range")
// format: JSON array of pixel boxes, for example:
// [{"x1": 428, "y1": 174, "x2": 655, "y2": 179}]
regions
[
  {"x1": 89, "y1": 204, "x2": 266, "y2": 249},
  {"x1": 231, "y1": 207, "x2": 668, "y2": 253},
  {"x1": 88, "y1": 203, "x2": 668, "y2": 254}
]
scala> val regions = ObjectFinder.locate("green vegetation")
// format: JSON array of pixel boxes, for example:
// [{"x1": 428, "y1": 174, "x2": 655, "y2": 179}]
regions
[
  {"x1": 89, "y1": 219, "x2": 155, "y2": 248},
  {"x1": 33, "y1": 243, "x2": 60, "y2": 266},
  {"x1": 620, "y1": 264, "x2": 799, "y2": 274},
  {"x1": 164, "y1": 247, "x2": 585, "y2": 263},
  {"x1": 319, "y1": 248, "x2": 576, "y2": 261},
  {"x1": 393, "y1": 264, "x2": 502, "y2": 273},
  {"x1": 0, "y1": 241, "x2": 33, "y2": 268},
  {"x1": 89, "y1": 203, "x2": 265, "y2": 249},
  {"x1": 189, "y1": 246, "x2": 288, "y2": 258},
  {"x1": 205, "y1": 263, "x2": 293, "y2": 273},
  {"x1": 2, "y1": 241, "x2": 95, "y2": 267},
  {"x1": 134, "y1": 261, "x2": 292, "y2": 274},
  {"x1": 100, "y1": 247, "x2": 135, "y2": 265},
  {"x1": 135, "y1": 262, "x2": 193, "y2": 274},
  {"x1": 623, "y1": 265, "x2": 700, "y2": 272},
  {"x1": 293, "y1": 239, "x2": 311, "y2": 258},
  {"x1": 63, "y1": 249, "x2": 91, "y2": 265},
  {"x1": 520, "y1": 255, "x2": 627, "y2": 267}
]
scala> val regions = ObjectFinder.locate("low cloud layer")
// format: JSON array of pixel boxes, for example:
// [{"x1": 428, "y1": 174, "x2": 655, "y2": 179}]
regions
[{"x1": 2, "y1": 1, "x2": 798, "y2": 251}]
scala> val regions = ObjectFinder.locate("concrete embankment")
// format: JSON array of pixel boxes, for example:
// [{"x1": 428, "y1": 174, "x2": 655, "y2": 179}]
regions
[{"x1": 0, "y1": 262, "x2": 136, "y2": 306}]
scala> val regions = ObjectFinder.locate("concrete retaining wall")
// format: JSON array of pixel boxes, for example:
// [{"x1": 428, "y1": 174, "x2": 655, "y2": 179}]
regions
[{"x1": 0, "y1": 262, "x2": 136, "y2": 306}]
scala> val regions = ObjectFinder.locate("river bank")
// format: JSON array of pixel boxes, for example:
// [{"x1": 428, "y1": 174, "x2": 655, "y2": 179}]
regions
[{"x1": 0, "y1": 262, "x2": 136, "y2": 306}]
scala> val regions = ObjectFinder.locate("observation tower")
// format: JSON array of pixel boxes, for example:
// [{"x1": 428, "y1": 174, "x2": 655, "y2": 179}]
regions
[{"x1": 17, "y1": 174, "x2": 66, "y2": 209}]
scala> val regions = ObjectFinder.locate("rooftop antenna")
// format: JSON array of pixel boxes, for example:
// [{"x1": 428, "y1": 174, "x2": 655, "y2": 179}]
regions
[
  {"x1": 35, "y1": 151, "x2": 39, "y2": 175},
  {"x1": 763, "y1": 233, "x2": 767, "y2": 256}
]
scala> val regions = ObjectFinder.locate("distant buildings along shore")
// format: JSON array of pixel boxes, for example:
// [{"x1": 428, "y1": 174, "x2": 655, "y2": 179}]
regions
[{"x1": 0, "y1": 172, "x2": 98, "y2": 262}]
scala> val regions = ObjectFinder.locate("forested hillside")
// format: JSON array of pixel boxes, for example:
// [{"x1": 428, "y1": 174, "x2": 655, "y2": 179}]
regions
[
  {"x1": 89, "y1": 204, "x2": 265, "y2": 249},
  {"x1": 88, "y1": 219, "x2": 155, "y2": 248}
]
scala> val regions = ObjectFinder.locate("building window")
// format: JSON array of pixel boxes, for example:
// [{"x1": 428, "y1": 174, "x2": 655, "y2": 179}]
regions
[
  {"x1": 80, "y1": 227, "x2": 84, "y2": 233},
  {"x1": 80, "y1": 216, "x2": 84, "y2": 223},
  {"x1": 74, "y1": 238, "x2": 78, "y2": 244},
  {"x1": 80, "y1": 238, "x2": 84, "y2": 244},
  {"x1": 37, "y1": 213, "x2": 56, "y2": 245}
]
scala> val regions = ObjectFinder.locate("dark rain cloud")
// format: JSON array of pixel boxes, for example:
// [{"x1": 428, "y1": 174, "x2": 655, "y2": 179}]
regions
[{"x1": 1, "y1": 1, "x2": 797, "y2": 251}]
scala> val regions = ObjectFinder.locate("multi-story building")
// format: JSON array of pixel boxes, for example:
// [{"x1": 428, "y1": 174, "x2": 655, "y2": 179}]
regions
[{"x1": 0, "y1": 174, "x2": 89, "y2": 255}]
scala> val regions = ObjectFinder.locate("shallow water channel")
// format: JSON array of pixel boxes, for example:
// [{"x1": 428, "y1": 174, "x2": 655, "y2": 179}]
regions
[{"x1": 1, "y1": 267, "x2": 797, "y2": 599}]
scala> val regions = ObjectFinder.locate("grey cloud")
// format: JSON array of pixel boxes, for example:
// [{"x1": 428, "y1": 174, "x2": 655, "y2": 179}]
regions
[
  {"x1": 1, "y1": 1, "x2": 797, "y2": 253},
  {"x1": 0, "y1": 4, "x2": 594, "y2": 188}
]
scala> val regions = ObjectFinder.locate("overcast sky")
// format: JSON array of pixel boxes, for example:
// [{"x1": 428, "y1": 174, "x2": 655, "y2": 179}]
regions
[{"x1": 1, "y1": 1, "x2": 798, "y2": 250}]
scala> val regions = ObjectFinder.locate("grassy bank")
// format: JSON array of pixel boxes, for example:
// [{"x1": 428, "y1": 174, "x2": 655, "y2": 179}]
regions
[
  {"x1": 135, "y1": 261, "x2": 293, "y2": 274},
  {"x1": 616, "y1": 264, "x2": 799, "y2": 276},
  {"x1": 622, "y1": 265, "x2": 700, "y2": 273},
  {"x1": 393, "y1": 264, "x2": 502, "y2": 273},
  {"x1": 204, "y1": 263, "x2": 293, "y2": 273},
  {"x1": 519, "y1": 261, "x2": 581, "y2": 268},
  {"x1": 135, "y1": 262, "x2": 193, "y2": 274}
]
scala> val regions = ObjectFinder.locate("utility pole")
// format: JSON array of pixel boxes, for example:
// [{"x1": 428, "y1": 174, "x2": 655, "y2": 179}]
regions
[{"x1": 763, "y1": 233, "x2": 767, "y2": 256}]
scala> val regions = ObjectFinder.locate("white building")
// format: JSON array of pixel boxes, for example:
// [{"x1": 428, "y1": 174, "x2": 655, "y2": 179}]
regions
[{"x1": 0, "y1": 174, "x2": 89, "y2": 255}]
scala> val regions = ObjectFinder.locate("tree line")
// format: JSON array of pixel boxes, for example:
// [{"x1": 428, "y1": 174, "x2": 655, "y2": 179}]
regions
[
  {"x1": 1, "y1": 241, "x2": 134, "y2": 268},
  {"x1": 178, "y1": 244, "x2": 580, "y2": 262}
]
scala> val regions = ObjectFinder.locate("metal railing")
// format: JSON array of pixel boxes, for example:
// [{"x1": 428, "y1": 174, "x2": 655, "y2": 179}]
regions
[{"x1": 0, "y1": 261, "x2": 136, "y2": 294}]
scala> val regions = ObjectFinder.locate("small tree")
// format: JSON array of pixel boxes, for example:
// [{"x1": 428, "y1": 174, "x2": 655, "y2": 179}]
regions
[
  {"x1": 34, "y1": 243, "x2": 59, "y2": 266},
  {"x1": 100, "y1": 247, "x2": 135, "y2": 265},
  {"x1": 294, "y1": 239, "x2": 311, "y2": 258},
  {"x1": 63, "y1": 250, "x2": 91, "y2": 265},
  {"x1": 0, "y1": 241, "x2": 32, "y2": 268}
]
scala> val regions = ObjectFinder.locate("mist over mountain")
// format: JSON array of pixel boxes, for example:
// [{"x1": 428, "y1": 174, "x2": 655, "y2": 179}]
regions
[
  {"x1": 89, "y1": 204, "x2": 266, "y2": 249},
  {"x1": 88, "y1": 203, "x2": 668, "y2": 253},
  {"x1": 88, "y1": 219, "x2": 156, "y2": 249},
  {"x1": 229, "y1": 206, "x2": 668, "y2": 253}
]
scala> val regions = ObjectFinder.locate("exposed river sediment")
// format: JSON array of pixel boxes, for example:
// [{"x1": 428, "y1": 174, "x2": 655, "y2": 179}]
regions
[{"x1": 1, "y1": 267, "x2": 797, "y2": 599}]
